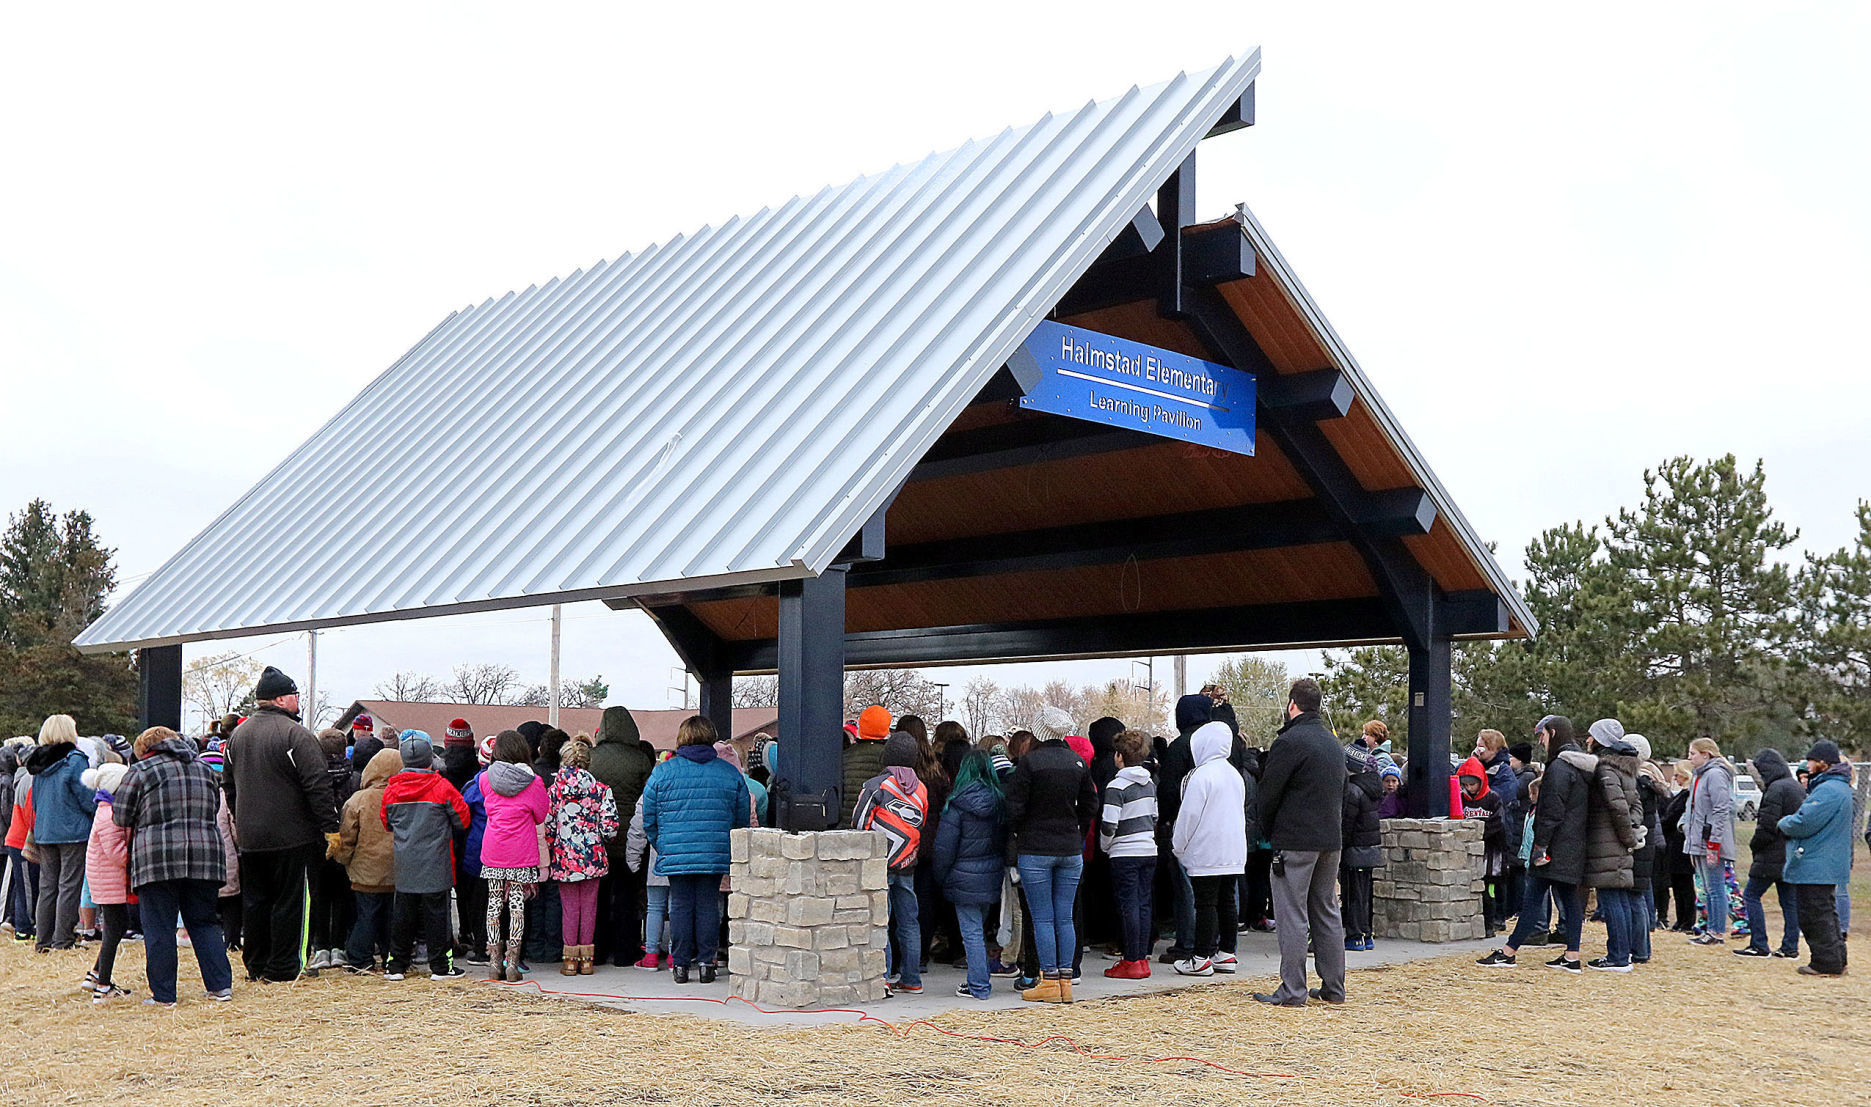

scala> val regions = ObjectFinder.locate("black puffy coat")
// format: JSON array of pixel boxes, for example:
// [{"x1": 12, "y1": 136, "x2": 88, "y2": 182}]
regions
[
  {"x1": 1341, "y1": 769, "x2": 1383, "y2": 868},
  {"x1": 1633, "y1": 774, "x2": 1667, "y2": 888},
  {"x1": 1747, "y1": 749, "x2": 1806, "y2": 881},
  {"x1": 1574, "y1": 749, "x2": 1640, "y2": 889},
  {"x1": 1529, "y1": 742, "x2": 1593, "y2": 886},
  {"x1": 1661, "y1": 787, "x2": 1695, "y2": 876}
]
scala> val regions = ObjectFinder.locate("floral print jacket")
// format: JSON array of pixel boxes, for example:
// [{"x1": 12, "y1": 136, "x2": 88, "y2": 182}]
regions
[{"x1": 546, "y1": 766, "x2": 619, "y2": 882}]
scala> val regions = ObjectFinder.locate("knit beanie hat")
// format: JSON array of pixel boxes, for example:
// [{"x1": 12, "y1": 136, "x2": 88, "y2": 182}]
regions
[
  {"x1": 1625, "y1": 734, "x2": 1651, "y2": 761},
  {"x1": 351, "y1": 714, "x2": 374, "y2": 734},
  {"x1": 1035, "y1": 705, "x2": 1073, "y2": 743},
  {"x1": 477, "y1": 731, "x2": 497, "y2": 766},
  {"x1": 883, "y1": 731, "x2": 920, "y2": 768},
  {"x1": 1805, "y1": 739, "x2": 1842, "y2": 765},
  {"x1": 1587, "y1": 718, "x2": 1633, "y2": 753},
  {"x1": 445, "y1": 718, "x2": 474, "y2": 747},
  {"x1": 399, "y1": 731, "x2": 435, "y2": 770},
  {"x1": 83, "y1": 762, "x2": 130, "y2": 795},
  {"x1": 857, "y1": 705, "x2": 892, "y2": 741},
  {"x1": 254, "y1": 666, "x2": 297, "y2": 700},
  {"x1": 1507, "y1": 741, "x2": 1534, "y2": 764}
]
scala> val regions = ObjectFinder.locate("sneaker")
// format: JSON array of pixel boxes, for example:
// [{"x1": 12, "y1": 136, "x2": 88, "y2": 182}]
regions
[
  {"x1": 205, "y1": 988, "x2": 233, "y2": 1001},
  {"x1": 464, "y1": 949, "x2": 490, "y2": 964},
  {"x1": 382, "y1": 970, "x2": 406, "y2": 981},
  {"x1": 1733, "y1": 946, "x2": 1770, "y2": 958},
  {"x1": 1211, "y1": 953, "x2": 1238, "y2": 974},
  {"x1": 635, "y1": 953, "x2": 661, "y2": 970},
  {"x1": 141, "y1": 998, "x2": 177, "y2": 1009},
  {"x1": 92, "y1": 984, "x2": 133, "y2": 1003},
  {"x1": 1544, "y1": 954, "x2": 1581, "y2": 973},
  {"x1": 988, "y1": 960, "x2": 1021, "y2": 978},
  {"x1": 1475, "y1": 949, "x2": 1517, "y2": 967},
  {"x1": 1344, "y1": 936, "x2": 1363, "y2": 951},
  {"x1": 1014, "y1": 975, "x2": 1038, "y2": 991},
  {"x1": 887, "y1": 982, "x2": 922, "y2": 995},
  {"x1": 1587, "y1": 957, "x2": 1632, "y2": 973},
  {"x1": 1172, "y1": 957, "x2": 1215, "y2": 977},
  {"x1": 1363, "y1": 937, "x2": 1376, "y2": 951},
  {"x1": 432, "y1": 966, "x2": 467, "y2": 979},
  {"x1": 308, "y1": 949, "x2": 332, "y2": 971},
  {"x1": 1772, "y1": 949, "x2": 1798, "y2": 959},
  {"x1": 1692, "y1": 933, "x2": 1725, "y2": 946}
]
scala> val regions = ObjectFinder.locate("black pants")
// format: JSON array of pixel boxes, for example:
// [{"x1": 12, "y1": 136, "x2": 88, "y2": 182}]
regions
[
  {"x1": 1192, "y1": 874, "x2": 1239, "y2": 959},
  {"x1": 1340, "y1": 865, "x2": 1375, "y2": 941},
  {"x1": 310, "y1": 859, "x2": 354, "y2": 952},
  {"x1": 218, "y1": 894, "x2": 242, "y2": 949},
  {"x1": 1110, "y1": 856, "x2": 1156, "y2": 962},
  {"x1": 389, "y1": 890, "x2": 455, "y2": 975},
  {"x1": 1081, "y1": 849, "x2": 1116, "y2": 948},
  {"x1": 1794, "y1": 883, "x2": 1847, "y2": 975},
  {"x1": 1663, "y1": 871, "x2": 1697, "y2": 929},
  {"x1": 597, "y1": 866, "x2": 643, "y2": 966},
  {"x1": 1243, "y1": 849, "x2": 1274, "y2": 926},
  {"x1": 91, "y1": 902, "x2": 132, "y2": 986},
  {"x1": 240, "y1": 843, "x2": 321, "y2": 982},
  {"x1": 522, "y1": 881, "x2": 562, "y2": 962},
  {"x1": 455, "y1": 872, "x2": 487, "y2": 956}
]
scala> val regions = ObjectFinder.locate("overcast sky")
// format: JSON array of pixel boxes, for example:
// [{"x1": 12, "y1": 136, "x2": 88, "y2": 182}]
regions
[{"x1": 4, "y1": 3, "x2": 1867, "y2": 729}]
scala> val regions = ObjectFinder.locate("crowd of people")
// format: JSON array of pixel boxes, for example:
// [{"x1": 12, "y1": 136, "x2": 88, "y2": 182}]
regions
[{"x1": 0, "y1": 667, "x2": 1860, "y2": 1012}]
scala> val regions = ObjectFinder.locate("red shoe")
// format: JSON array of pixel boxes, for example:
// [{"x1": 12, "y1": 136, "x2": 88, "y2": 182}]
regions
[
  {"x1": 1126, "y1": 959, "x2": 1152, "y2": 979},
  {"x1": 1103, "y1": 962, "x2": 1128, "y2": 979}
]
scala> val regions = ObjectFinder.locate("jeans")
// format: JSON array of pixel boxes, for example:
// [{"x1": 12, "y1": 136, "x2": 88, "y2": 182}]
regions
[
  {"x1": 138, "y1": 879, "x2": 233, "y2": 1003},
  {"x1": 1742, "y1": 876, "x2": 1799, "y2": 955},
  {"x1": 1600, "y1": 887, "x2": 1637, "y2": 966},
  {"x1": 666, "y1": 873, "x2": 721, "y2": 970},
  {"x1": 1191, "y1": 874, "x2": 1238, "y2": 959},
  {"x1": 644, "y1": 884, "x2": 669, "y2": 957},
  {"x1": 1795, "y1": 883, "x2": 1847, "y2": 974},
  {"x1": 5, "y1": 847, "x2": 38, "y2": 937},
  {"x1": 1507, "y1": 872, "x2": 1582, "y2": 954},
  {"x1": 388, "y1": 890, "x2": 454, "y2": 975},
  {"x1": 1696, "y1": 855, "x2": 1729, "y2": 934},
  {"x1": 1015, "y1": 853, "x2": 1083, "y2": 975},
  {"x1": 885, "y1": 871, "x2": 922, "y2": 987},
  {"x1": 346, "y1": 891, "x2": 393, "y2": 968},
  {"x1": 1110, "y1": 856, "x2": 1156, "y2": 962},
  {"x1": 953, "y1": 901, "x2": 991, "y2": 997}
]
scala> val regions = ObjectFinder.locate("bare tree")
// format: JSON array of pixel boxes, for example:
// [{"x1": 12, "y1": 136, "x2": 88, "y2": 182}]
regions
[
  {"x1": 842, "y1": 668, "x2": 943, "y2": 722},
  {"x1": 962, "y1": 675, "x2": 999, "y2": 738},
  {"x1": 372, "y1": 670, "x2": 442, "y2": 702},
  {"x1": 442, "y1": 662, "x2": 521, "y2": 705},
  {"x1": 1206, "y1": 655, "x2": 1292, "y2": 746},
  {"x1": 184, "y1": 651, "x2": 263, "y2": 729},
  {"x1": 733, "y1": 675, "x2": 780, "y2": 709}
]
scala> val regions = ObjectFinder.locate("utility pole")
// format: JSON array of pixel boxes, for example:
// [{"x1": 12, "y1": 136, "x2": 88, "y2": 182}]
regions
[
  {"x1": 933, "y1": 682, "x2": 948, "y2": 721},
  {"x1": 306, "y1": 630, "x2": 318, "y2": 728},
  {"x1": 548, "y1": 604, "x2": 562, "y2": 728}
]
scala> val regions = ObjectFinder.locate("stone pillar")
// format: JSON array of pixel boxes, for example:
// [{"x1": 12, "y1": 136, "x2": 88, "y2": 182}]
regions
[
  {"x1": 1371, "y1": 817, "x2": 1485, "y2": 942},
  {"x1": 726, "y1": 827, "x2": 890, "y2": 1007}
]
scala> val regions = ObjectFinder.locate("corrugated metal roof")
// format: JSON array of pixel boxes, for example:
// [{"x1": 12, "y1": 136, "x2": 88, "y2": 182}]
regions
[{"x1": 77, "y1": 53, "x2": 1264, "y2": 653}]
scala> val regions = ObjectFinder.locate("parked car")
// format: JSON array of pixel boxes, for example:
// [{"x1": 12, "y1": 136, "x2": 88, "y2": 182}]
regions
[{"x1": 1733, "y1": 774, "x2": 1762, "y2": 821}]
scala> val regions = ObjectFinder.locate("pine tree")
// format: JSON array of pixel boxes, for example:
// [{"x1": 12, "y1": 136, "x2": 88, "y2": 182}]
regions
[
  {"x1": 1314, "y1": 646, "x2": 1408, "y2": 742},
  {"x1": 1798, "y1": 501, "x2": 1871, "y2": 751}
]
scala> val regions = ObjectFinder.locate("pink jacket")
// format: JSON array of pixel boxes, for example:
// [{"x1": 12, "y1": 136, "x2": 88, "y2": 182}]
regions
[
  {"x1": 477, "y1": 763, "x2": 550, "y2": 871},
  {"x1": 85, "y1": 800, "x2": 131, "y2": 905}
]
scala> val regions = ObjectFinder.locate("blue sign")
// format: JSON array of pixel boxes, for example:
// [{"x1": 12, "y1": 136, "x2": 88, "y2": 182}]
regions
[{"x1": 1008, "y1": 320, "x2": 1255, "y2": 455}]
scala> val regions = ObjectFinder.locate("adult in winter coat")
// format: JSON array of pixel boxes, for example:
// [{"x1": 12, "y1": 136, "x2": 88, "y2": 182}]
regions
[
  {"x1": 1738, "y1": 748, "x2": 1805, "y2": 959},
  {"x1": 479, "y1": 731, "x2": 550, "y2": 982},
  {"x1": 223, "y1": 666, "x2": 339, "y2": 983},
  {"x1": 27, "y1": 714, "x2": 95, "y2": 951},
  {"x1": 1005, "y1": 710, "x2": 1099, "y2": 1003},
  {"x1": 641, "y1": 716, "x2": 751, "y2": 984},
  {"x1": 334, "y1": 748, "x2": 401, "y2": 972},
  {"x1": 840, "y1": 705, "x2": 893, "y2": 828},
  {"x1": 1682, "y1": 736, "x2": 1738, "y2": 945},
  {"x1": 547, "y1": 739, "x2": 618, "y2": 975},
  {"x1": 590, "y1": 705, "x2": 654, "y2": 967},
  {"x1": 1254, "y1": 680, "x2": 1348, "y2": 1007},
  {"x1": 1577, "y1": 720, "x2": 1643, "y2": 970},
  {"x1": 932, "y1": 751, "x2": 1009, "y2": 1000},
  {"x1": 112, "y1": 727, "x2": 233, "y2": 1006},
  {"x1": 1778, "y1": 740, "x2": 1854, "y2": 976},
  {"x1": 1171, "y1": 722, "x2": 1247, "y2": 978},
  {"x1": 1480, "y1": 716, "x2": 1592, "y2": 971}
]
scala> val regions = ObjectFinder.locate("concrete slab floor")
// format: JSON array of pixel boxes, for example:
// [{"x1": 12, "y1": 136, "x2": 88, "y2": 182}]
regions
[{"x1": 476, "y1": 930, "x2": 1501, "y2": 1027}]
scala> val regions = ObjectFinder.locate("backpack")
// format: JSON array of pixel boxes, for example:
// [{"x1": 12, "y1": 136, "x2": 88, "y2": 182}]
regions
[{"x1": 858, "y1": 774, "x2": 927, "y2": 872}]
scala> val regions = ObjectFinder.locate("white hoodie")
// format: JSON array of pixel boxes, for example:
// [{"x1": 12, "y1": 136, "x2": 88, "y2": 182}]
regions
[{"x1": 1171, "y1": 722, "x2": 1247, "y2": 876}]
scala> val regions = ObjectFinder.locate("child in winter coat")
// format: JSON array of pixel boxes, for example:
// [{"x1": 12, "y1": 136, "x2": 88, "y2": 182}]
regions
[
  {"x1": 335, "y1": 747, "x2": 401, "y2": 972},
  {"x1": 1096, "y1": 730, "x2": 1157, "y2": 980},
  {"x1": 1457, "y1": 756, "x2": 1508, "y2": 933},
  {"x1": 547, "y1": 739, "x2": 619, "y2": 976},
  {"x1": 625, "y1": 805, "x2": 671, "y2": 969},
  {"x1": 379, "y1": 734, "x2": 470, "y2": 980},
  {"x1": 933, "y1": 751, "x2": 1009, "y2": 999},
  {"x1": 479, "y1": 730, "x2": 551, "y2": 982},
  {"x1": 1340, "y1": 750, "x2": 1384, "y2": 951},
  {"x1": 82, "y1": 763, "x2": 134, "y2": 1002},
  {"x1": 1169, "y1": 721, "x2": 1246, "y2": 978}
]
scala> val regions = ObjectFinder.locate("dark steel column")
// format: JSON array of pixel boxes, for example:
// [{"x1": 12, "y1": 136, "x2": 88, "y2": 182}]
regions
[
  {"x1": 137, "y1": 644, "x2": 183, "y2": 733},
  {"x1": 697, "y1": 672, "x2": 733, "y2": 743},
  {"x1": 1405, "y1": 637, "x2": 1453, "y2": 818},
  {"x1": 776, "y1": 566, "x2": 847, "y2": 830}
]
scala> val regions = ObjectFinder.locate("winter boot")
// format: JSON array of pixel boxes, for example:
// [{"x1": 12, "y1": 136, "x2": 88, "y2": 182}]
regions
[
  {"x1": 504, "y1": 945, "x2": 523, "y2": 984},
  {"x1": 1058, "y1": 971, "x2": 1074, "y2": 1004},
  {"x1": 561, "y1": 947, "x2": 580, "y2": 976},
  {"x1": 1021, "y1": 971, "x2": 1064, "y2": 1004},
  {"x1": 578, "y1": 945, "x2": 596, "y2": 975},
  {"x1": 486, "y1": 942, "x2": 506, "y2": 981}
]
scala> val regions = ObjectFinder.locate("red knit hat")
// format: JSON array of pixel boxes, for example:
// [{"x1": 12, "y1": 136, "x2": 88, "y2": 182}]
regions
[
  {"x1": 444, "y1": 718, "x2": 473, "y2": 747},
  {"x1": 857, "y1": 705, "x2": 891, "y2": 741},
  {"x1": 351, "y1": 714, "x2": 374, "y2": 733}
]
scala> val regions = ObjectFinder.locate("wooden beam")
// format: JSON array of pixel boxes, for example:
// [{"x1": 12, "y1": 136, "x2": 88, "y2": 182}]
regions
[
  {"x1": 1259, "y1": 367, "x2": 1354, "y2": 422},
  {"x1": 907, "y1": 418, "x2": 1157, "y2": 483}
]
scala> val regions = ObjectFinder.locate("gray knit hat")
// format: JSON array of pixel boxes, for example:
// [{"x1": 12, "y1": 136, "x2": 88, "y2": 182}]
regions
[
  {"x1": 883, "y1": 730, "x2": 920, "y2": 768},
  {"x1": 399, "y1": 731, "x2": 435, "y2": 770},
  {"x1": 1035, "y1": 705, "x2": 1074, "y2": 743},
  {"x1": 1587, "y1": 718, "x2": 1633, "y2": 754}
]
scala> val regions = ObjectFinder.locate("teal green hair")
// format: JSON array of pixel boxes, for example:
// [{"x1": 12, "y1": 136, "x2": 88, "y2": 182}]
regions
[{"x1": 947, "y1": 750, "x2": 1004, "y2": 813}]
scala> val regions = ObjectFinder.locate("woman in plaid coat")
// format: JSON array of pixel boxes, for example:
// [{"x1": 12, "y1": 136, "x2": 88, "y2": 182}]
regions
[{"x1": 113, "y1": 728, "x2": 235, "y2": 1006}]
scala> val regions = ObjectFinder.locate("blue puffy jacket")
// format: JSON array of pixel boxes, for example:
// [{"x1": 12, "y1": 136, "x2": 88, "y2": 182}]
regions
[
  {"x1": 459, "y1": 773, "x2": 489, "y2": 879},
  {"x1": 1779, "y1": 765, "x2": 1855, "y2": 886},
  {"x1": 27, "y1": 744, "x2": 96, "y2": 845},
  {"x1": 932, "y1": 780, "x2": 1006, "y2": 906},
  {"x1": 641, "y1": 746, "x2": 750, "y2": 876}
]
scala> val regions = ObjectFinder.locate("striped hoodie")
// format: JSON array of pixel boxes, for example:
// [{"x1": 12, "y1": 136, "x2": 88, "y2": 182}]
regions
[{"x1": 1099, "y1": 765, "x2": 1158, "y2": 858}]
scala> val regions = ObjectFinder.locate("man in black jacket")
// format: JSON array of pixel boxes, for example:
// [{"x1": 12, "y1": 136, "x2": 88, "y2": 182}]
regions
[
  {"x1": 224, "y1": 666, "x2": 339, "y2": 983},
  {"x1": 1478, "y1": 716, "x2": 1591, "y2": 972},
  {"x1": 1252, "y1": 679, "x2": 1348, "y2": 1007},
  {"x1": 1735, "y1": 748, "x2": 1804, "y2": 958}
]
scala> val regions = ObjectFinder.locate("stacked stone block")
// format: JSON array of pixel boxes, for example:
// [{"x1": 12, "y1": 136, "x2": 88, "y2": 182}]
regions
[
  {"x1": 1371, "y1": 817, "x2": 1486, "y2": 942},
  {"x1": 726, "y1": 827, "x2": 890, "y2": 1007}
]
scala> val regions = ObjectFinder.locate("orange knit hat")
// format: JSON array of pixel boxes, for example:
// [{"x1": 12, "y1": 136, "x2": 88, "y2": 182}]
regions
[{"x1": 857, "y1": 705, "x2": 892, "y2": 741}]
